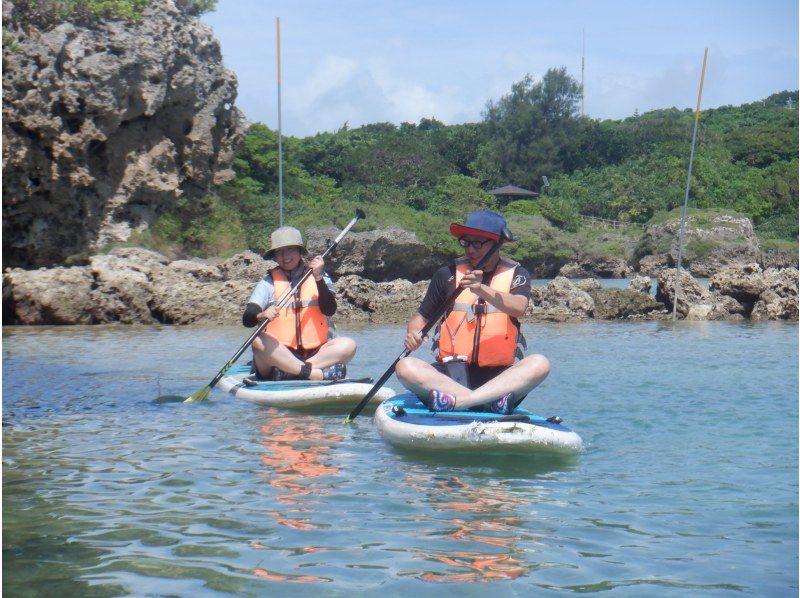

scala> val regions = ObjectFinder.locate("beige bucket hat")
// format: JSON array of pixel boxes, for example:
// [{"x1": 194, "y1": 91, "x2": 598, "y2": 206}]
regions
[{"x1": 266, "y1": 226, "x2": 306, "y2": 258}]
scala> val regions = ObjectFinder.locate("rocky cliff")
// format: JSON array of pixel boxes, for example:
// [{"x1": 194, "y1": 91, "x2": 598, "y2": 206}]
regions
[{"x1": 2, "y1": 0, "x2": 246, "y2": 268}]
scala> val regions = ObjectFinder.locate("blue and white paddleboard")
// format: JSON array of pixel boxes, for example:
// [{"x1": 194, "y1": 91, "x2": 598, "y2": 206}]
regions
[
  {"x1": 217, "y1": 364, "x2": 395, "y2": 408},
  {"x1": 375, "y1": 393, "x2": 583, "y2": 454}
]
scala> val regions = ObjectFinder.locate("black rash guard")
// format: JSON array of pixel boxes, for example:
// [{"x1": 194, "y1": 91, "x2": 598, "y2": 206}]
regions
[{"x1": 417, "y1": 262, "x2": 532, "y2": 323}]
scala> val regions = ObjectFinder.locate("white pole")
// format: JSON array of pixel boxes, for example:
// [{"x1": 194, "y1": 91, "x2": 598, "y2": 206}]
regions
[
  {"x1": 581, "y1": 29, "x2": 585, "y2": 117},
  {"x1": 276, "y1": 17, "x2": 284, "y2": 226},
  {"x1": 672, "y1": 48, "x2": 708, "y2": 321}
]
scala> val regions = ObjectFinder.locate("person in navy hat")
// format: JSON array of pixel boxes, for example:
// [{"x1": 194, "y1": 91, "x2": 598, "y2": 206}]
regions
[{"x1": 395, "y1": 210, "x2": 550, "y2": 414}]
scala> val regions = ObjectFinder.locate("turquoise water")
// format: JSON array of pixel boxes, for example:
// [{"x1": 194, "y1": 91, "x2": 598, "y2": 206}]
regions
[{"x1": 3, "y1": 322, "x2": 797, "y2": 596}]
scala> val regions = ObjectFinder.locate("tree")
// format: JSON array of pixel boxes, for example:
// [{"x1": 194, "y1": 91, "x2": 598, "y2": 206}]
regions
[{"x1": 472, "y1": 68, "x2": 584, "y2": 190}]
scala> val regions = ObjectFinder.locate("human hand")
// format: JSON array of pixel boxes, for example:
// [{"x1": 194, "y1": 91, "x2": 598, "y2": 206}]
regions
[
  {"x1": 460, "y1": 269, "x2": 484, "y2": 291},
  {"x1": 309, "y1": 255, "x2": 325, "y2": 281},
  {"x1": 404, "y1": 329, "x2": 425, "y2": 352},
  {"x1": 257, "y1": 305, "x2": 280, "y2": 321}
]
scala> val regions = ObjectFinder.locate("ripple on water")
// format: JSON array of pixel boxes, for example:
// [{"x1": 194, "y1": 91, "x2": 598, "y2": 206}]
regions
[{"x1": 3, "y1": 322, "x2": 798, "y2": 595}]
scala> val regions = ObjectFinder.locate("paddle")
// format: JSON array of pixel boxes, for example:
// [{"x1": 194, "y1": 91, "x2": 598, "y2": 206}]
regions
[
  {"x1": 344, "y1": 227, "x2": 514, "y2": 423},
  {"x1": 170, "y1": 209, "x2": 366, "y2": 403}
]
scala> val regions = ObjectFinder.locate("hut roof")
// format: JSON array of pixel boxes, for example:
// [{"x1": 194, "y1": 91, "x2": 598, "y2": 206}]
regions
[{"x1": 488, "y1": 184, "x2": 539, "y2": 197}]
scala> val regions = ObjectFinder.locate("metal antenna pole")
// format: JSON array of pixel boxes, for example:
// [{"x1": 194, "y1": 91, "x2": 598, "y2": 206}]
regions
[
  {"x1": 672, "y1": 48, "x2": 708, "y2": 321},
  {"x1": 276, "y1": 17, "x2": 284, "y2": 226},
  {"x1": 581, "y1": 29, "x2": 585, "y2": 117}
]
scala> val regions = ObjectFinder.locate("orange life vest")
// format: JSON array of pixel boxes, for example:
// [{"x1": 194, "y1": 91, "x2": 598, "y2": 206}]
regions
[
  {"x1": 437, "y1": 257, "x2": 520, "y2": 367},
  {"x1": 265, "y1": 268, "x2": 329, "y2": 350}
]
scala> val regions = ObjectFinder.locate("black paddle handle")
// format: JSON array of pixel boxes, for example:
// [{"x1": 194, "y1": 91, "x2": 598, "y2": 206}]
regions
[
  {"x1": 205, "y1": 209, "x2": 365, "y2": 391},
  {"x1": 345, "y1": 233, "x2": 508, "y2": 422}
]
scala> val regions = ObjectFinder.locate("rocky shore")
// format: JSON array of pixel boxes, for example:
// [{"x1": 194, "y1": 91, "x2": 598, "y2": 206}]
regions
[{"x1": 4, "y1": 235, "x2": 797, "y2": 326}]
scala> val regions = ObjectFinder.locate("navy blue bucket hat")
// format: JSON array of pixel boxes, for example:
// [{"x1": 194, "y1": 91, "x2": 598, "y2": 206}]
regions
[{"x1": 450, "y1": 210, "x2": 510, "y2": 241}]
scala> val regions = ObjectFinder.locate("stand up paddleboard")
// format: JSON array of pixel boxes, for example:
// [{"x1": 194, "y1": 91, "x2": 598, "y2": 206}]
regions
[
  {"x1": 375, "y1": 394, "x2": 583, "y2": 454},
  {"x1": 217, "y1": 364, "x2": 395, "y2": 409}
]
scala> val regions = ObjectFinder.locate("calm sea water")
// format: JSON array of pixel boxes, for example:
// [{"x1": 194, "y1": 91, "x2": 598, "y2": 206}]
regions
[{"x1": 3, "y1": 321, "x2": 797, "y2": 596}]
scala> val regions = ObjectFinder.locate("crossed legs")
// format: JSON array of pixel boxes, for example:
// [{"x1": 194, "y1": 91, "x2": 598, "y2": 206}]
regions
[
  {"x1": 252, "y1": 333, "x2": 356, "y2": 381},
  {"x1": 395, "y1": 354, "x2": 551, "y2": 410}
]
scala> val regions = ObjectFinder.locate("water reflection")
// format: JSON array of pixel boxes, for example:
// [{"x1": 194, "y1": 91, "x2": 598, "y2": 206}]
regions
[
  {"x1": 257, "y1": 413, "x2": 343, "y2": 529},
  {"x1": 251, "y1": 413, "x2": 341, "y2": 583},
  {"x1": 400, "y1": 465, "x2": 548, "y2": 583}
]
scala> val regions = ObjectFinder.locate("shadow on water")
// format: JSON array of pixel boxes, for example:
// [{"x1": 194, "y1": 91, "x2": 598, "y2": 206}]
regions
[
  {"x1": 387, "y1": 445, "x2": 581, "y2": 476},
  {"x1": 151, "y1": 394, "x2": 191, "y2": 404}
]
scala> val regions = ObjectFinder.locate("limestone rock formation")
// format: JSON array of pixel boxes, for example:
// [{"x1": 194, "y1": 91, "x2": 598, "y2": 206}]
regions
[
  {"x1": 306, "y1": 227, "x2": 448, "y2": 282},
  {"x1": 2, "y1": 0, "x2": 246, "y2": 268},
  {"x1": 636, "y1": 212, "x2": 761, "y2": 276}
]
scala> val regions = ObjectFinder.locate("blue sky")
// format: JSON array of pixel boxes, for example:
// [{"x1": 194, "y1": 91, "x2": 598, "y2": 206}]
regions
[{"x1": 202, "y1": 0, "x2": 798, "y2": 138}]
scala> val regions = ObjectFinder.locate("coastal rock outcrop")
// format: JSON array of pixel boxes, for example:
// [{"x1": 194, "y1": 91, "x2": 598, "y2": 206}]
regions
[
  {"x1": 334, "y1": 275, "x2": 429, "y2": 323},
  {"x1": 656, "y1": 265, "x2": 798, "y2": 321},
  {"x1": 558, "y1": 257, "x2": 633, "y2": 279},
  {"x1": 637, "y1": 212, "x2": 761, "y2": 276},
  {"x1": 306, "y1": 227, "x2": 448, "y2": 282},
  {"x1": 709, "y1": 264, "x2": 799, "y2": 321},
  {"x1": 2, "y1": 0, "x2": 246, "y2": 268},
  {"x1": 3, "y1": 249, "x2": 797, "y2": 326}
]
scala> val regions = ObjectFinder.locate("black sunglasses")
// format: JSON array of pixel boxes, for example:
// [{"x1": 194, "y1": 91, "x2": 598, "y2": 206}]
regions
[{"x1": 458, "y1": 238, "x2": 493, "y2": 249}]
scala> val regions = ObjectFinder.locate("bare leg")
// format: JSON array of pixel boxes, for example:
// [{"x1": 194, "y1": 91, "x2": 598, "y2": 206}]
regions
[
  {"x1": 395, "y1": 356, "x2": 470, "y2": 398},
  {"x1": 304, "y1": 337, "x2": 357, "y2": 370},
  {"x1": 460, "y1": 354, "x2": 550, "y2": 408},
  {"x1": 396, "y1": 354, "x2": 551, "y2": 410},
  {"x1": 252, "y1": 333, "x2": 305, "y2": 377},
  {"x1": 252, "y1": 334, "x2": 357, "y2": 381}
]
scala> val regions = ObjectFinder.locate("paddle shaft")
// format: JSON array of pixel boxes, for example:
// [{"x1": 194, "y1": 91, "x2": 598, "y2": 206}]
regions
[
  {"x1": 204, "y1": 209, "x2": 365, "y2": 391},
  {"x1": 345, "y1": 237, "x2": 504, "y2": 422}
]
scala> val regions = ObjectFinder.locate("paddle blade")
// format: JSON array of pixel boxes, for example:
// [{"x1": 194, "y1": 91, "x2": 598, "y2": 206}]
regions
[{"x1": 184, "y1": 385, "x2": 212, "y2": 403}]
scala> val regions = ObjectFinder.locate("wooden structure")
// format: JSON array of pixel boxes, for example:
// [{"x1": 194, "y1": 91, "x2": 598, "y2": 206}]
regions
[{"x1": 488, "y1": 185, "x2": 539, "y2": 205}]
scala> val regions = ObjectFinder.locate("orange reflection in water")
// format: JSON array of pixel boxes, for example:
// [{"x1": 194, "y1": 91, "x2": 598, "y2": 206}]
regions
[
  {"x1": 258, "y1": 413, "x2": 343, "y2": 530},
  {"x1": 250, "y1": 413, "x2": 342, "y2": 582},
  {"x1": 409, "y1": 473, "x2": 537, "y2": 583}
]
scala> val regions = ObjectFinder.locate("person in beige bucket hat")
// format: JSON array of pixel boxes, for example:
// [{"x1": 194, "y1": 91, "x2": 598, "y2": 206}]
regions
[
  {"x1": 265, "y1": 226, "x2": 307, "y2": 258},
  {"x1": 242, "y1": 226, "x2": 356, "y2": 381}
]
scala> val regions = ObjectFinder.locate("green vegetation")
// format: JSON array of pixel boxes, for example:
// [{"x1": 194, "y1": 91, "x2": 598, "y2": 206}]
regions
[
  {"x1": 9, "y1": 0, "x2": 216, "y2": 27},
  {"x1": 142, "y1": 71, "x2": 796, "y2": 260}
]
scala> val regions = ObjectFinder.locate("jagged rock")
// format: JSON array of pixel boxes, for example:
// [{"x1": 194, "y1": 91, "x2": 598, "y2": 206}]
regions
[
  {"x1": 87, "y1": 253, "x2": 158, "y2": 323},
  {"x1": 558, "y1": 262, "x2": 591, "y2": 278},
  {"x1": 638, "y1": 254, "x2": 670, "y2": 277},
  {"x1": 535, "y1": 276, "x2": 594, "y2": 316},
  {"x1": 751, "y1": 296, "x2": 799, "y2": 321},
  {"x1": 638, "y1": 212, "x2": 760, "y2": 277},
  {"x1": 575, "y1": 278, "x2": 602, "y2": 292},
  {"x1": 306, "y1": 227, "x2": 447, "y2": 282},
  {"x1": 335, "y1": 274, "x2": 428, "y2": 324},
  {"x1": 709, "y1": 263, "x2": 767, "y2": 306},
  {"x1": 588, "y1": 288, "x2": 666, "y2": 320},
  {"x1": 628, "y1": 275, "x2": 652, "y2": 294},
  {"x1": 4, "y1": 248, "x2": 797, "y2": 325},
  {"x1": 750, "y1": 267, "x2": 799, "y2": 321},
  {"x1": 3, "y1": 265, "x2": 95, "y2": 324},
  {"x1": 709, "y1": 264, "x2": 798, "y2": 319},
  {"x1": 218, "y1": 251, "x2": 272, "y2": 282},
  {"x1": 149, "y1": 276, "x2": 252, "y2": 325},
  {"x1": 657, "y1": 265, "x2": 798, "y2": 321},
  {"x1": 655, "y1": 269, "x2": 712, "y2": 317},
  {"x1": 760, "y1": 250, "x2": 799, "y2": 270},
  {"x1": 558, "y1": 257, "x2": 632, "y2": 279},
  {"x1": 762, "y1": 267, "x2": 799, "y2": 299},
  {"x1": 2, "y1": 0, "x2": 246, "y2": 268}
]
